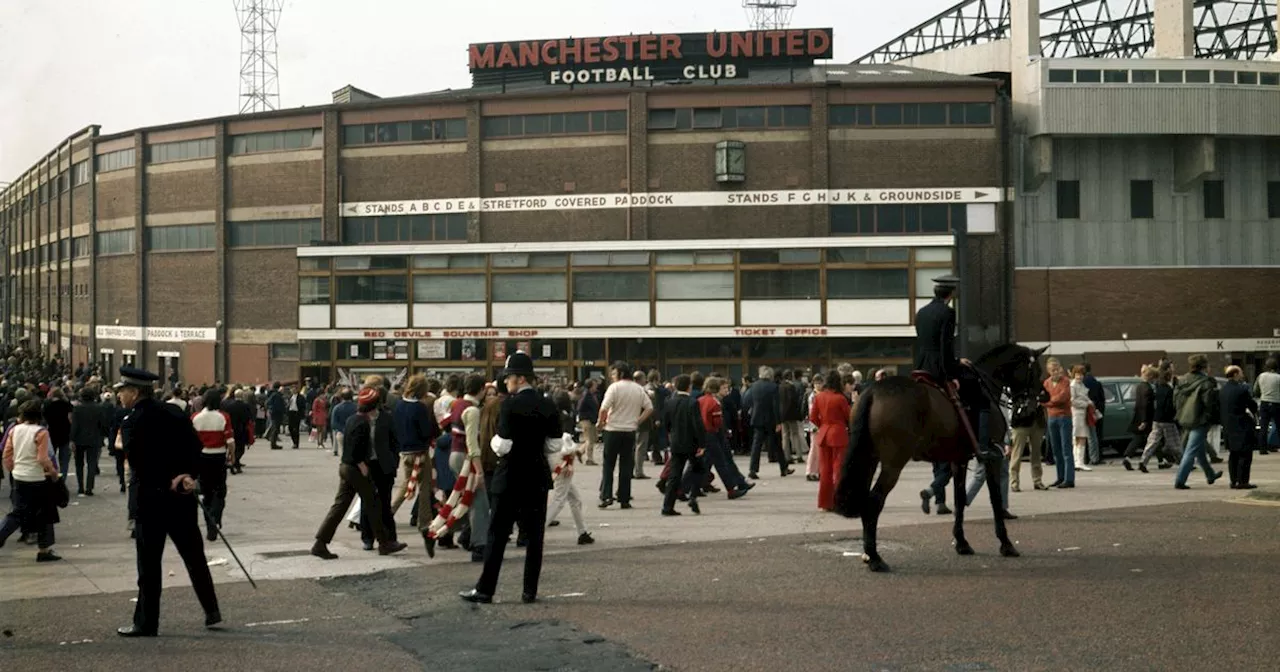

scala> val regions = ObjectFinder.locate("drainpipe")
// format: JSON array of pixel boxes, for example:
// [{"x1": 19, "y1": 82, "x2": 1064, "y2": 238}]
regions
[{"x1": 1000, "y1": 88, "x2": 1013, "y2": 344}]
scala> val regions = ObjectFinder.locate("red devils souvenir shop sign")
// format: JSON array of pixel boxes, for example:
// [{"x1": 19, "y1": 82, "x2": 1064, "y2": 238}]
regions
[{"x1": 468, "y1": 28, "x2": 833, "y2": 86}]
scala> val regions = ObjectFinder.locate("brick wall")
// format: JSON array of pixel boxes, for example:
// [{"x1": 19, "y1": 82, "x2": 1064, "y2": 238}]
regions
[
  {"x1": 96, "y1": 256, "x2": 138, "y2": 325},
  {"x1": 145, "y1": 251, "x2": 219, "y2": 326},
  {"x1": 71, "y1": 185, "x2": 90, "y2": 224},
  {"x1": 96, "y1": 179, "x2": 136, "y2": 221},
  {"x1": 829, "y1": 139, "x2": 999, "y2": 188},
  {"x1": 481, "y1": 145, "x2": 626, "y2": 197},
  {"x1": 147, "y1": 169, "x2": 216, "y2": 213},
  {"x1": 343, "y1": 153, "x2": 470, "y2": 201},
  {"x1": 228, "y1": 160, "x2": 322, "y2": 208},
  {"x1": 227, "y1": 248, "x2": 297, "y2": 329}
]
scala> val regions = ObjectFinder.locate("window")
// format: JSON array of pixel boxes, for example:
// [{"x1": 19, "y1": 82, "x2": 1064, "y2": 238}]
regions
[
  {"x1": 655, "y1": 251, "x2": 733, "y2": 265},
  {"x1": 412, "y1": 254, "x2": 484, "y2": 269},
  {"x1": 96, "y1": 148, "x2": 136, "y2": 173},
  {"x1": 655, "y1": 271, "x2": 734, "y2": 300},
  {"x1": 413, "y1": 275, "x2": 485, "y2": 303},
  {"x1": 1056, "y1": 180, "x2": 1081, "y2": 219},
  {"x1": 341, "y1": 119, "x2": 466, "y2": 146},
  {"x1": 830, "y1": 103, "x2": 991, "y2": 127},
  {"x1": 229, "y1": 129, "x2": 321, "y2": 154},
  {"x1": 830, "y1": 204, "x2": 957, "y2": 234},
  {"x1": 1158, "y1": 70, "x2": 1184, "y2": 83},
  {"x1": 873, "y1": 104, "x2": 903, "y2": 125},
  {"x1": 1048, "y1": 69, "x2": 1074, "y2": 83},
  {"x1": 1269, "y1": 181, "x2": 1280, "y2": 219},
  {"x1": 341, "y1": 214, "x2": 466, "y2": 244},
  {"x1": 96, "y1": 229, "x2": 136, "y2": 256},
  {"x1": 492, "y1": 273, "x2": 566, "y2": 301},
  {"x1": 740, "y1": 270, "x2": 819, "y2": 299},
  {"x1": 915, "y1": 268, "x2": 953, "y2": 298},
  {"x1": 648, "y1": 106, "x2": 809, "y2": 131},
  {"x1": 1203, "y1": 180, "x2": 1225, "y2": 219},
  {"x1": 299, "y1": 277, "x2": 330, "y2": 305},
  {"x1": 1130, "y1": 180, "x2": 1154, "y2": 219},
  {"x1": 1213, "y1": 70, "x2": 1235, "y2": 84},
  {"x1": 828, "y1": 269, "x2": 909, "y2": 298},
  {"x1": 335, "y1": 276, "x2": 407, "y2": 303},
  {"x1": 570, "y1": 251, "x2": 650, "y2": 266},
  {"x1": 299, "y1": 257, "x2": 330, "y2": 271},
  {"x1": 1075, "y1": 69, "x2": 1101, "y2": 83},
  {"x1": 572, "y1": 271, "x2": 649, "y2": 301},
  {"x1": 1262, "y1": 73, "x2": 1280, "y2": 86},
  {"x1": 333, "y1": 256, "x2": 407, "y2": 270},
  {"x1": 71, "y1": 161, "x2": 90, "y2": 186},
  {"x1": 825, "y1": 247, "x2": 909, "y2": 263},
  {"x1": 1131, "y1": 70, "x2": 1157, "y2": 83},
  {"x1": 145, "y1": 224, "x2": 215, "y2": 251},
  {"x1": 1237, "y1": 71, "x2": 1258, "y2": 85},
  {"x1": 481, "y1": 111, "x2": 624, "y2": 138},
  {"x1": 741, "y1": 249, "x2": 820, "y2": 264},
  {"x1": 148, "y1": 138, "x2": 215, "y2": 164},
  {"x1": 491, "y1": 253, "x2": 566, "y2": 268},
  {"x1": 1103, "y1": 70, "x2": 1129, "y2": 83},
  {"x1": 1185, "y1": 70, "x2": 1211, "y2": 83},
  {"x1": 72, "y1": 235, "x2": 90, "y2": 259},
  {"x1": 227, "y1": 219, "x2": 322, "y2": 247}
]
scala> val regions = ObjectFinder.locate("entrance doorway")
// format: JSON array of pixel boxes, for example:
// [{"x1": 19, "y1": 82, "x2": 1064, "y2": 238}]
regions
[
  {"x1": 122, "y1": 351, "x2": 137, "y2": 369},
  {"x1": 99, "y1": 351, "x2": 115, "y2": 384},
  {"x1": 158, "y1": 351, "x2": 181, "y2": 390}
]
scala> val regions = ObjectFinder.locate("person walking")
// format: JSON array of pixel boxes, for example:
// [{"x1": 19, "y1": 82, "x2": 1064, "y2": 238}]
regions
[
  {"x1": 360, "y1": 378, "x2": 400, "y2": 552},
  {"x1": 546, "y1": 388, "x2": 594, "y2": 545},
  {"x1": 1172, "y1": 354, "x2": 1224, "y2": 490},
  {"x1": 43, "y1": 388, "x2": 73, "y2": 481},
  {"x1": 660, "y1": 374, "x2": 705, "y2": 517},
  {"x1": 0, "y1": 400, "x2": 62, "y2": 562},
  {"x1": 113, "y1": 367, "x2": 221, "y2": 637},
  {"x1": 1069, "y1": 365, "x2": 1095, "y2": 473},
  {"x1": 265, "y1": 383, "x2": 285, "y2": 450},
  {"x1": 460, "y1": 352, "x2": 572, "y2": 604},
  {"x1": 1043, "y1": 358, "x2": 1075, "y2": 488},
  {"x1": 311, "y1": 386, "x2": 409, "y2": 560},
  {"x1": 1009, "y1": 385, "x2": 1048, "y2": 491},
  {"x1": 743, "y1": 366, "x2": 788, "y2": 479},
  {"x1": 329, "y1": 389, "x2": 356, "y2": 458},
  {"x1": 1123, "y1": 366, "x2": 1158, "y2": 471},
  {"x1": 285, "y1": 387, "x2": 304, "y2": 450},
  {"x1": 1082, "y1": 363, "x2": 1106, "y2": 465},
  {"x1": 631, "y1": 371, "x2": 653, "y2": 480},
  {"x1": 1254, "y1": 357, "x2": 1279, "y2": 455},
  {"x1": 1138, "y1": 366, "x2": 1182, "y2": 472},
  {"x1": 810, "y1": 370, "x2": 852, "y2": 512},
  {"x1": 597, "y1": 361, "x2": 652, "y2": 510},
  {"x1": 70, "y1": 387, "x2": 109, "y2": 497},
  {"x1": 1219, "y1": 365, "x2": 1258, "y2": 489},
  {"x1": 221, "y1": 389, "x2": 254, "y2": 474},
  {"x1": 191, "y1": 389, "x2": 234, "y2": 541},
  {"x1": 697, "y1": 377, "x2": 752, "y2": 500},
  {"x1": 311, "y1": 392, "x2": 330, "y2": 451},
  {"x1": 576, "y1": 379, "x2": 600, "y2": 465}
]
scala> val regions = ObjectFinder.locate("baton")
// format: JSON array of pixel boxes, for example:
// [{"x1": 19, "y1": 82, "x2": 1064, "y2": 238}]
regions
[{"x1": 193, "y1": 488, "x2": 259, "y2": 590}]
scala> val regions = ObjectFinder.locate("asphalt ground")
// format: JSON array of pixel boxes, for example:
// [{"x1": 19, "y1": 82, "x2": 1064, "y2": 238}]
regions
[{"x1": 3, "y1": 498, "x2": 1277, "y2": 672}]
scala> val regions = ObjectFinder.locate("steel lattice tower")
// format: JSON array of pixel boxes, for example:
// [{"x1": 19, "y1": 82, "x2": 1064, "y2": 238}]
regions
[
  {"x1": 743, "y1": 0, "x2": 798, "y2": 29},
  {"x1": 234, "y1": 0, "x2": 284, "y2": 114}
]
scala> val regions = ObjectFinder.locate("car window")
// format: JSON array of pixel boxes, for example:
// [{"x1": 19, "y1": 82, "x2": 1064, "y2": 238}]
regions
[
  {"x1": 1119, "y1": 383, "x2": 1136, "y2": 403},
  {"x1": 1103, "y1": 383, "x2": 1120, "y2": 405}
]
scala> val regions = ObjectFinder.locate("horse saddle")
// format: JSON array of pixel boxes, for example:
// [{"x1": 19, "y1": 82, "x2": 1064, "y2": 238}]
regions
[{"x1": 911, "y1": 370, "x2": 983, "y2": 460}]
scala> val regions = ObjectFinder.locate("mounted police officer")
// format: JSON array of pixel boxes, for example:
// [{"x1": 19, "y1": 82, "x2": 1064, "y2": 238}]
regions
[
  {"x1": 914, "y1": 275, "x2": 993, "y2": 458},
  {"x1": 114, "y1": 366, "x2": 222, "y2": 637}
]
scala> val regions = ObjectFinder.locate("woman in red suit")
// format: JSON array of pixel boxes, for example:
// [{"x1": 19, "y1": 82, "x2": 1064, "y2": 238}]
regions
[
  {"x1": 310, "y1": 392, "x2": 330, "y2": 451},
  {"x1": 809, "y1": 370, "x2": 852, "y2": 511}
]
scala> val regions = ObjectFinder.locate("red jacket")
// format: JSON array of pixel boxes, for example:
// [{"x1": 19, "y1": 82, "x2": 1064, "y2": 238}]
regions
[
  {"x1": 808, "y1": 390, "x2": 851, "y2": 450},
  {"x1": 311, "y1": 396, "x2": 329, "y2": 428},
  {"x1": 1043, "y1": 376, "x2": 1071, "y2": 418},
  {"x1": 697, "y1": 394, "x2": 723, "y2": 434}
]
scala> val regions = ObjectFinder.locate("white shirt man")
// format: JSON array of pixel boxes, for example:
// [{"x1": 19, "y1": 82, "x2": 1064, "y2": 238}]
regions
[{"x1": 595, "y1": 365, "x2": 653, "y2": 509}]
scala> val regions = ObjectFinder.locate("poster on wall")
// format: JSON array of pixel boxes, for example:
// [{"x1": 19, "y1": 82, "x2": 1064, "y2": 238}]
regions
[
  {"x1": 393, "y1": 341, "x2": 410, "y2": 360},
  {"x1": 541, "y1": 344, "x2": 551, "y2": 358},
  {"x1": 517, "y1": 341, "x2": 532, "y2": 355},
  {"x1": 461, "y1": 339, "x2": 476, "y2": 361},
  {"x1": 493, "y1": 341, "x2": 507, "y2": 362},
  {"x1": 418, "y1": 340, "x2": 447, "y2": 359},
  {"x1": 349, "y1": 344, "x2": 360, "y2": 358},
  {"x1": 372, "y1": 341, "x2": 389, "y2": 360}
]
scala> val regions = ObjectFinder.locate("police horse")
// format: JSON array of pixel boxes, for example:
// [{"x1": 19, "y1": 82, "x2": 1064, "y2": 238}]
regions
[{"x1": 835, "y1": 343, "x2": 1047, "y2": 572}]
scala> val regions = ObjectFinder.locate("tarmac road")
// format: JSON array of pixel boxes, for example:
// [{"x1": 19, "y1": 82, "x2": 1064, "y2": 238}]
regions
[{"x1": 3, "y1": 499, "x2": 1277, "y2": 671}]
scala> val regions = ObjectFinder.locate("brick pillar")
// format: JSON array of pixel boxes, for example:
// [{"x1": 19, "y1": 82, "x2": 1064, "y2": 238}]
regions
[
  {"x1": 627, "y1": 91, "x2": 648, "y2": 240},
  {"x1": 87, "y1": 127, "x2": 100, "y2": 357},
  {"x1": 134, "y1": 132, "x2": 147, "y2": 363},
  {"x1": 322, "y1": 110, "x2": 341, "y2": 242},
  {"x1": 467, "y1": 101, "x2": 483, "y2": 242},
  {"x1": 810, "y1": 87, "x2": 830, "y2": 236},
  {"x1": 214, "y1": 122, "x2": 229, "y2": 382}
]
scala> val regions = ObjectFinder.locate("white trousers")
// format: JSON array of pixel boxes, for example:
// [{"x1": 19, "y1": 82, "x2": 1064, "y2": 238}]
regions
[{"x1": 546, "y1": 474, "x2": 587, "y2": 535}]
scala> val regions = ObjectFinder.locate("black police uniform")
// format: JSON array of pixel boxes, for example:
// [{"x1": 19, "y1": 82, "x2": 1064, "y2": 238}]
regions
[
  {"x1": 116, "y1": 367, "x2": 221, "y2": 637},
  {"x1": 914, "y1": 276, "x2": 992, "y2": 454},
  {"x1": 461, "y1": 353, "x2": 561, "y2": 604}
]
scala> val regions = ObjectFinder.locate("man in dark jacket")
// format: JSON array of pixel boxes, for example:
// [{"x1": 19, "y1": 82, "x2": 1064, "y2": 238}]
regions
[
  {"x1": 220, "y1": 389, "x2": 254, "y2": 474},
  {"x1": 70, "y1": 387, "x2": 109, "y2": 495},
  {"x1": 661, "y1": 374, "x2": 706, "y2": 516},
  {"x1": 741, "y1": 367, "x2": 788, "y2": 479},
  {"x1": 1122, "y1": 366, "x2": 1157, "y2": 471},
  {"x1": 1082, "y1": 363, "x2": 1106, "y2": 465},
  {"x1": 1219, "y1": 366, "x2": 1258, "y2": 489},
  {"x1": 311, "y1": 386, "x2": 408, "y2": 560},
  {"x1": 43, "y1": 388, "x2": 74, "y2": 480},
  {"x1": 264, "y1": 384, "x2": 285, "y2": 450},
  {"x1": 576, "y1": 380, "x2": 600, "y2": 465},
  {"x1": 777, "y1": 369, "x2": 805, "y2": 465},
  {"x1": 360, "y1": 378, "x2": 400, "y2": 550},
  {"x1": 1172, "y1": 354, "x2": 1223, "y2": 489},
  {"x1": 460, "y1": 352, "x2": 569, "y2": 604}
]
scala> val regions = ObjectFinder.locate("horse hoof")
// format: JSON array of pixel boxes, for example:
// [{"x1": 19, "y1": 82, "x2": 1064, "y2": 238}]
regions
[
  {"x1": 867, "y1": 558, "x2": 891, "y2": 573},
  {"x1": 1000, "y1": 545, "x2": 1021, "y2": 558},
  {"x1": 955, "y1": 543, "x2": 975, "y2": 556}
]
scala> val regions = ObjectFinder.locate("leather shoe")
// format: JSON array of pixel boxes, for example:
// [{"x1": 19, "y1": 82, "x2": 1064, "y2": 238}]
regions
[
  {"x1": 310, "y1": 543, "x2": 338, "y2": 560},
  {"x1": 521, "y1": 593, "x2": 537, "y2": 604},
  {"x1": 1000, "y1": 510, "x2": 1018, "y2": 520},
  {"x1": 421, "y1": 531, "x2": 436, "y2": 559},
  {"x1": 577, "y1": 532, "x2": 594, "y2": 545},
  {"x1": 205, "y1": 610, "x2": 222, "y2": 628},
  {"x1": 459, "y1": 589, "x2": 492, "y2": 604},
  {"x1": 661, "y1": 509, "x2": 681, "y2": 516},
  {"x1": 378, "y1": 541, "x2": 408, "y2": 555},
  {"x1": 619, "y1": 502, "x2": 633, "y2": 510},
  {"x1": 689, "y1": 499, "x2": 701, "y2": 515},
  {"x1": 117, "y1": 625, "x2": 157, "y2": 638},
  {"x1": 1239, "y1": 483, "x2": 1258, "y2": 489}
]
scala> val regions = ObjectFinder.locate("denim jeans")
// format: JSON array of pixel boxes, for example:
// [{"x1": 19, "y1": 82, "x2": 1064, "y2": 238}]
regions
[
  {"x1": 927, "y1": 461, "x2": 951, "y2": 504},
  {"x1": 1175, "y1": 427, "x2": 1216, "y2": 487},
  {"x1": 966, "y1": 454, "x2": 1010, "y2": 508},
  {"x1": 1086, "y1": 426, "x2": 1102, "y2": 464},
  {"x1": 1047, "y1": 416, "x2": 1074, "y2": 485},
  {"x1": 57, "y1": 443, "x2": 71, "y2": 480}
]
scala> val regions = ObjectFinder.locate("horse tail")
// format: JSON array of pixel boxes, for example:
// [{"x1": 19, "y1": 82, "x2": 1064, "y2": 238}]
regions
[{"x1": 834, "y1": 387, "x2": 876, "y2": 519}]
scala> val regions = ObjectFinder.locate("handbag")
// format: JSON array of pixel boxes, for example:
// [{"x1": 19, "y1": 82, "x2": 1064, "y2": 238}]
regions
[{"x1": 50, "y1": 477, "x2": 70, "y2": 509}]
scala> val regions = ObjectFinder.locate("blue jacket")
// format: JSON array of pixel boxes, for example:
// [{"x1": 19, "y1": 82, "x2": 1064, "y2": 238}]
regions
[
  {"x1": 576, "y1": 390, "x2": 600, "y2": 423},
  {"x1": 330, "y1": 401, "x2": 356, "y2": 435},
  {"x1": 265, "y1": 391, "x2": 286, "y2": 419},
  {"x1": 741, "y1": 379, "x2": 780, "y2": 429},
  {"x1": 392, "y1": 398, "x2": 438, "y2": 454}
]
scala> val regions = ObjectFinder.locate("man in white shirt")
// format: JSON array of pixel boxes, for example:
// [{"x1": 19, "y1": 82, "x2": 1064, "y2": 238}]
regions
[{"x1": 597, "y1": 361, "x2": 653, "y2": 509}]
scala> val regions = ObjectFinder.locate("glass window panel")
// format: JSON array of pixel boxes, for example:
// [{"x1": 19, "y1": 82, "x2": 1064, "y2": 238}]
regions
[
  {"x1": 877, "y1": 205, "x2": 905, "y2": 233},
  {"x1": 735, "y1": 106, "x2": 766, "y2": 128},
  {"x1": 783, "y1": 106, "x2": 810, "y2": 127},
  {"x1": 300, "y1": 257, "x2": 330, "y2": 270},
  {"x1": 1238, "y1": 71, "x2": 1258, "y2": 85},
  {"x1": 1261, "y1": 72, "x2": 1280, "y2": 86},
  {"x1": 492, "y1": 253, "x2": 530, "y2": 268},
  {"x1": 779, "y1": 249, "x2": 820, "y2": 264},
  {"x1": 548, "y1": 114, "x2": 564, "y2": 134},
  {"x1": 721, "y1": 107, "x2": 738, "y2": 128},
  {"x1": 828, "y1": 269, "x2": 908, "y2": 298},
  {"x1": 904, "y1": 205, "x2": 921, "y2": 232},
  {"x1": 830, "y1": 205, "x2": 856, "y2": 234},
  {"x1": 874, "y1": 104, "x2": 902, "y2": 125},
  {"x1": 1213, "y1": 70, "x2": 1235, "y2": 84},
  {"x1": 492, "y1": 273, "x2": 566, "y2": 301},
  {"x1": 572, "y1": 271, "x2": 649, "y2": 301},
  {"x1": 826, "y1": 247, "x2": 909, "y2": 263},
  {"x1": 445, "y1": 118, "x2": 467, "y2": 138},
  {"x1": 413, "y1": 275, "x2": 485, "y2": 302},
  {"x1": 767, "y1": 105, "x2": 784, "y2": 126},
  {"x1": 409, "y1": 215, "x2": 432, "y2": 241},
  {"x1": 445, "y1": 214, "x2": 467, "y2": 240},
  {"x1": 1185, "y1": 70, "x2": 1211, "y2": 83},
  {"x1": 299, "y1": 277, "x2": 331, "y2": 305},
  {"x1": 530, "y1": 253, "x2": 565, "y2": 268},
  {"x1": 948, "y1": 103, "x2": 967, "y2": 124},
  {"x1": 610, "y1": 251, "x2": 649, "y2": 266},
  {"x1": 964, "y1": 103, "x2": 992, "y2": 125},
  {"x1": 656, "y1": 251, "x2": 695, "y2": 265},
  {"x1": 604, "y1": 110, "x2": 627, "y2": 131},
  {"x1": 855, "y1": 104, "x2": 873, "y2": 126},
  {"x1": 915, "y1": 267, "x2": 952, "y2": 298},
  {"x1": 432, "y1": 120, "x2": 446, "y2": 140},
  {"x1": 920, "y1": 204, "x2": 950, "y2": 232},
  {"x1": 1103, "y1": 70, "x2": 1129, "y2": 83},
  {"x1": 335, "y1": 275, "x2": 406, "y2": 303},
  {"x1": 740, "y1": 270, "x2": 819, "y2": 299},
  {"x1": 915, "y1": 248, "x2": 953, "y2": 263},
  {"x1": 740, "y1": 250, "x2": 780, "y2": 264},
  {"x1": 1048, "y1": 69, "x2": 1074, "y2": 83},
  {"x1": 410, "y1": 121, "x2": 432, "y2": 141},
  {"x1": 1132, "y1": 69, "x2": 1157, "y2": 83},
  {"x1": 413, "y1": 255, "x2": 449, "y2": 269},
  {"x1": 482, "y1": 116, "x2": 509, "y2": 138},
  {"x1": 1075, "y1": 69, "x2": 1102, "y2": 83},
  {"x1": 829, "y1": 105, "x2": 855, "y2": 126},
  {"x1": 524, "y1": 114, "x2": 549, "y2": 135},
  {"x1": 674, "y1": 108, "x2": 692, "y2": 129},
  {"x1": 655, "y1": 271, "x2": 733, "y2": 299},
  {"x1": 1158, "y1": 70, "x2": 1184, "y2": 83},
  {"x1": 376, "y1": 217, "x2": 398, "y2": 242},
  {"x1": 566, "y1": 112, "x2": 591, "y2": 133},
  {"x1": 571, "y1": 252, "x2": 611, "y2": 266},
  {"x1": 448, "y1": 253, "x2": 483, "y2": 269},
  {"x1": 695, "y1": 251, "x2": 733, "y2": 265},
  {"x1": 692, "y1": 108, "x2": 722, "y2": 129},
  {"x1": 950, "y1": 204, "x2": 967, "y2": 232}
]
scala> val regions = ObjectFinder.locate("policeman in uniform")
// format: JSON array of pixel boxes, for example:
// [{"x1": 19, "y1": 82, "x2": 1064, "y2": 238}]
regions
[
  {"x1": 114, "y1": 366, "x2": 222, "y2": 637},
  {"x1": 460, "y1": 352, "x2": 573, "y2": 605},
  {"x1": 914, "y1": 274, "x2": 993, "y2": 456}
]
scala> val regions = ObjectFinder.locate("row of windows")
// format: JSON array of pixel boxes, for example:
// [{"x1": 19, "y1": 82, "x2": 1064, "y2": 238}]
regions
[
  {"x1": 829, "y1": 103, "x2": 993, "y2": 128},
  {"x1": 647, "y1": 106, "x2": 811, "y2": 131},
  {"x1": 1055, "y1": 180, "x2": 1280, "y2": 220},
  {"x1": 308, "y1": 247, "x2": 948, "y2": 273},
  {"x1": 831, "y1": 204, "x2": 966, "y2": 235},
  {"x1": 343, "y1": 119, "x2": 467, "y2": 146},
  {"x1": 227, "y1": 219, "x2": 323, "y2": 247},
  {"x1": 149, "y1": 138, "x2": 216, "y2": 164},
  {"x1": 97, "y1": 148, "x2": 137, "y2": 173},
  {"x1": 310, "y1": 267, "x2": 950, "y2": 305},
  {"x1": 72, "y1": 161, "x2": 90, "y2": 187},
  {"x1": 145, "y1": 224, "x2": 215, "y2": 251},
  {"x1": 97, "y1": 230, "x2": 136, "y2": 256},
  {"x1": 481, "y1": 111, "x2": 627, "y2": 139},
  {"x1": 1048, "y1": 68, "x2": 1280, "y2": 86},
  {"x1": 341, "y1": 214, "x2": 467, "y2": 244},
  {"x1": 229, "y1": 129, "x2": 322, "y2": 155}
]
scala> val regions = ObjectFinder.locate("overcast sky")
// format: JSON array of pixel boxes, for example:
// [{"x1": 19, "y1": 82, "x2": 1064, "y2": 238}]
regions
[{"x1": 0, "y1": 0, "x2": 954, "y2": 181}]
